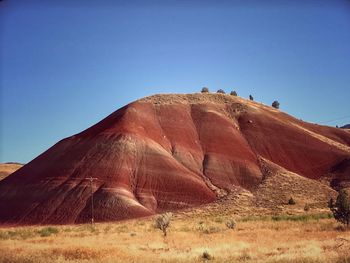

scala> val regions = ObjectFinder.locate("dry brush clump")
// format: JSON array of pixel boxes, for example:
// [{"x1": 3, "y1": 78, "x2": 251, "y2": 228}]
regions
[
  {"x1": 154, "y1": 212, "x2": 172, "y2": 236},
  {"x1": 304, "y1": 203, "x2": 311, "y2": 212},
  {"x1": 288, "y1": 197, "x2": 296, "y2": 205},
  {"x1": 202, "y1": 250, "x2": 214, "y2": 260},
  {"x1": 225, "y1": 219, "x2": 236, "y2": 230}
]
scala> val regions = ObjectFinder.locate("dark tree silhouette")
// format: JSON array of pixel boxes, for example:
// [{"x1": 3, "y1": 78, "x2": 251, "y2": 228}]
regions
[
  {"x1": 217, "y1": 89, "x2": 225, "y2": 94},
  {"x1": 201, "y1": 87, "x2": 209, "y2": 93},
  {"x1": 329, "y1": 190, "x2": 350, "y2": 228},
  {"x1": 272, "y1": 100, "x2": 280, "y2": 109}
]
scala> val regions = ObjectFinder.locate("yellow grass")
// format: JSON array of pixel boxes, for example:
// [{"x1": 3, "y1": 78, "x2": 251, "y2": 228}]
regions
[{"x1": 0, "y1": 214, "x2": 349, "y2": 263}]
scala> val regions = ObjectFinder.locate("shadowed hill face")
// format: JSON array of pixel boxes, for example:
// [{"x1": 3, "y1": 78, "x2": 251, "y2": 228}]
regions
[{"x1": 0, "y1": 93, "x2": 349, "y2": 225}]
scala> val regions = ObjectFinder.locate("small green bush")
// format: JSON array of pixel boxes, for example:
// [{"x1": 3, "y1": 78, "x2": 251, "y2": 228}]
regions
[
  {"x1": 37, "y1": 227, "x2": 59, "y2": 237},
  {"x1": 230, "y1": 91, "x2": 237, "y2": 96}
]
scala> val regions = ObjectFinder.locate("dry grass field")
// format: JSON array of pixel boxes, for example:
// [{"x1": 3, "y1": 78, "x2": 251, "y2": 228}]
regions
[{"x1": 0, "y1": 213, "x2": 349, "y2": 263}]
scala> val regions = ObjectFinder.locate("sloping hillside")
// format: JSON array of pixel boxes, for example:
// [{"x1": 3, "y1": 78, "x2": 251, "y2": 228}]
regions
[{"x1": 0, "y1": 93, "x2": 349, "y2": 225}]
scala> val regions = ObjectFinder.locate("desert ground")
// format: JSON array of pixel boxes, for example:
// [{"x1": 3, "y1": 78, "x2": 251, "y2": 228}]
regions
[{"x1": 1, "y1": 213, "x2": 349, "y2": 263}]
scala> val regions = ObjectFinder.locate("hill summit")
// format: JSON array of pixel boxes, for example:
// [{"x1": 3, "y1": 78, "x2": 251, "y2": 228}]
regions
[{"x1": 0, "y1": 93, "x2": 349, "y2": 225}]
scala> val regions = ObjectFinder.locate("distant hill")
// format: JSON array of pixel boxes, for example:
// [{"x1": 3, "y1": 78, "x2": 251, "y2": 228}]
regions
[
  {"x1": 341, "y1": 124, "x2": 350, "y2": 129},
  {"x1": 0, "y1": 163, "x2": 23, "y2": 181}
]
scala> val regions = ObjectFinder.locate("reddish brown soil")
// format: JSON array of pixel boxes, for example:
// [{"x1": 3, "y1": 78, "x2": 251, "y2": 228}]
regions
[{"x1": 0, "y1": 93, "x2": 349, "y2": 225}]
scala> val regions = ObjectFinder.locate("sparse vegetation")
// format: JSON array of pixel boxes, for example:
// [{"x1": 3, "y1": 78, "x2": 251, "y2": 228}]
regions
[
  {"x1": 288, "y1": 197, "x2": 296, "y2": 205},
  {"x1": 249, "y1": 95, "x2": 254, "y2": 101},
  {"x1": 230, "y1": 90, "x2": 237, "y2": 96},
  {"x1": 201, "y1": 87, "x2": 209, "y2": 93},
  {"x1": 272, "y1": 100, "x2": 280, "y2": 109},
  {"x1": 197, "y1": 221, "x2": 222, "y2": 234},
  {"x1": 329, "y1": 190, "x2": 350, "y2": 228},
  {"x1": 0, "y1": 228, "x2": 35, "y2": 240},
  {"x1": 217, "y1": 89, "x2": 225, "y2": 94},
  {"x1": 270, "y1": 213, "x2": 332, "y2": 222},
  {"x1": 202, "y1": 250, "x2": 213, "y2": 260},
  {"x1": 0, "y1": 214, "x2": 348, "y2": 263},
  {"x1": 225, "y1": 219, "x2": 236, "y2": 229},
  {"x1": 304, "y1": 203, "x2": 311, "y2": 212},
  {"x1": 154, "y1": 212, "x2": 172, "y2": 236},
  {"x1": 37, "y1": 227, "x2": 59, "y2": 237}
]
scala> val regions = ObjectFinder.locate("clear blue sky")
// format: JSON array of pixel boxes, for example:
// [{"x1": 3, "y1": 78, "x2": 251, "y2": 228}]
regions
[{"x1": 1, "y1": 0, "x2": 350, "y2": 163}]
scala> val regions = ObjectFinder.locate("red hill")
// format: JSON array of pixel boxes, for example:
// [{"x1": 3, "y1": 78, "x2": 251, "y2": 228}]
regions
[{"x1": 0, "y1": 93, "x2": 349, "y2": 225}]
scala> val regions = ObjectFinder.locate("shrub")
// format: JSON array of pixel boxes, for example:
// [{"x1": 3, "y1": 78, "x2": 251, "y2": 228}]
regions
[
  {"x1": 201, "y1": 87, "x2": 209, "y2": 93},
  {"x1": 237, "y1": 250, "x2": 251, "y2": 261},
  {"x1": 230, "y1": 91, "x2": 237, "y2": 96},
  {"x1": 272, "y1": 100, "x2": 280, "y2": 109},
  {"x1": 197, "y1": 222, "x2": 221, "y2": 234},
  {"x1": 225, "y1": 219, "x2": 236, "y2": 230},
  {"x1": 249, "y1": 95, "x2": 254, "y2": 101},
  {"x1": 213, "y1": 217, "x2": 223, "y2": 223},
  {"x1": 288, "y1": 197, "x2": 296, "y2": 205},
  {"x1": 304, "y1": 203, "x2": 310, "y2": 212},
  {"x1": 202, "y1": 250, "x2": 213, "y2": 260},
  {"x1": 217, "y1": 89, "x2": 225, "y2": 94},
  {"x1": 329, "y1": 190, "x2": 350, "y2": 228},
  {"x1": 37, "y1": 227, "x2": 59, "y2": 237},
  {"x1": 154, "y1": 212, "x2": 172, "y2": 236}
]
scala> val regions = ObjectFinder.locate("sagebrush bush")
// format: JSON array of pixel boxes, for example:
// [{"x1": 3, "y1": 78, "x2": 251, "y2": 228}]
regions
[
  {"x1": 37, "y1": 227, "x2": 59, "y2": 237},
  {"x1": 288, "y1": 197, "x2": 296, "y2": 205},
  {"x1": 202, "y1": 250, "x2": 213, "y2": 260},
  {"x1": 217, "y1": 89, "x2": 225, "y2": 94},
  {"x1": 201, "y1": 87, "x2": 209, "y2": 93},
  {"x1": 154, "y1": 212, "x2": 172, "y2": 236},
  {"x1": 225, "y1": 219, "x2": 236, "y2": 230},
  {"x1": 230, "y1": 91, "x2": 237, "y2": 96}
]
